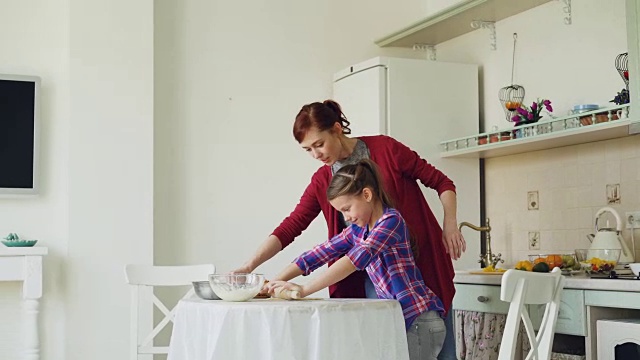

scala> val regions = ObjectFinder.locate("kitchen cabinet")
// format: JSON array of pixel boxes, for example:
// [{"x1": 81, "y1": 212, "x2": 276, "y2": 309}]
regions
[
  {"x1": 453, "y1": 283, "x2": 509, "y2": 314},
  {"x1": 530, "y1": 289, "x2": 587, "y2": 337},
  {"x1": 454, "y1": 272, "x2": 640, "y2": 360}
]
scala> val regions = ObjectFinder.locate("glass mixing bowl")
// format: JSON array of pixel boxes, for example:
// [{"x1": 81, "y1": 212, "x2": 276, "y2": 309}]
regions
[
  {"x1": 575, "y1": 249, "x2": 621, "y2": 275},
  {"x1": 208, "y1": 273, "x2": 265, "y2": 302}
]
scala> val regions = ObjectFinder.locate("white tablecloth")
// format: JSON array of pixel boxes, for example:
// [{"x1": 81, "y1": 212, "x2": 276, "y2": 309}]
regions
[{"x1": 168, "y1": 298, "x2": 410, "y2": 360}]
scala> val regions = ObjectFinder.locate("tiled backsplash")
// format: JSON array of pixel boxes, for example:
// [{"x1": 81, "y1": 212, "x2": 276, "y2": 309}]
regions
[{"x1": 486, "y1": 135, "x2": 640, "y2": 266}]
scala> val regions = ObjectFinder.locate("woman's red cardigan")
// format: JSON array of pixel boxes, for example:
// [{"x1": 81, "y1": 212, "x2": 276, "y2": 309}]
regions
[{"x1": 272, "y1": 135, "x2": 456, "y2": 314}]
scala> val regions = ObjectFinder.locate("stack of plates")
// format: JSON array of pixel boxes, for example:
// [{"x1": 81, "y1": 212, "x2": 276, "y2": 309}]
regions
[{"x1": 573, "y1": 104, "x2": 599, "y2": 113}]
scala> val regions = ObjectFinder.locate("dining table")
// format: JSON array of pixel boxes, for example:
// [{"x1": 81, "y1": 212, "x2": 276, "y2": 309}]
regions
[{"x1": 167, "y1": 297, "x2": 410, "y2": 360}]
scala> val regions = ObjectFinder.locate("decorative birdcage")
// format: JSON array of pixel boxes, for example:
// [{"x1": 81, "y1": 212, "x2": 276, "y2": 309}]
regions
[
  {"x1": 615, "y1": 52, "x2": 629, "y2": 91},
  {"x1": 499, "y1": 85, "x2": 525, "y2": 122},
  {"x1": 499, "y1": 33, "x2": 526, "y2": 122}
]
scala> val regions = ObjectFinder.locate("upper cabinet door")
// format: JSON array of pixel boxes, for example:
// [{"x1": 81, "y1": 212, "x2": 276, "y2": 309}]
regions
[{"x1": 333, "y1": 65, "x2": 388, "y2": 137}]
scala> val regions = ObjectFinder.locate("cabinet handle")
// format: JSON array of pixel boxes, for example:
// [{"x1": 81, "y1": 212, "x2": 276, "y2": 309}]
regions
[{"x1": 477, "y1": 296, "x2": 489, "y2": 303}]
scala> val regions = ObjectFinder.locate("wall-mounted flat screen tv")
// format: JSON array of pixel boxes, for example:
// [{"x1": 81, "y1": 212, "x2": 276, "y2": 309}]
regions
[{"x1": 0, "y1": 74, "x2": 40, "y2": 195}]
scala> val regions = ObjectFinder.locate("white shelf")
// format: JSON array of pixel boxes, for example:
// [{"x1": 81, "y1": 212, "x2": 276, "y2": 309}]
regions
[
  {"x1": 375, "y1": 0, "x2": 552, "y2": 48},
  {"x1": 0, "y1": 246, "x2": 48, "y2": 256},
  {"x1": 441, "y1": 118, "x2": 637, "y2": 159}
]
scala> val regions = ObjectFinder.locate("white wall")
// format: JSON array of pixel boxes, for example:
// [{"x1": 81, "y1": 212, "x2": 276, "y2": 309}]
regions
[
  {"x1": 66, "y1": 1, "x2": 154, "y2": 359},
  {"x1": 2, "y1": 0, "x2": 629, "y2": 358},
  {"x1": 0, "y1": 0, "x2": 69, "y2": 358},
  {"x1": 433, "y1": 0, "x2": 637, "y2": 264},
  {"x1": 153, "y1": 0, "x2": 431, "y2": 287},
  {"x1": 436, "y1": 0, "x2": 628, "y2": 133}
]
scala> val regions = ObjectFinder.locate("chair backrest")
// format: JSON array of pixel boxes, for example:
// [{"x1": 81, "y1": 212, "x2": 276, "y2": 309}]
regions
[
  {"x1": 497, "y1": 267, "x2": 564, "y2": 360},
  {"x1": 124, "y1": 264, "x2": 215, "y2": 360}
]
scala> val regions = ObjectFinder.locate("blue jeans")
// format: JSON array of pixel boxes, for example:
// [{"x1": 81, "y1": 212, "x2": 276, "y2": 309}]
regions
[
  {"x1": 363, "y1": 277, "x2": 456, "y2": 359},
  {"x1": 407, "y1": 310, "x2": 446, "y2": 360},
  {"x1": 438, "y1": 310, "x2": 456, "y2": 360}
]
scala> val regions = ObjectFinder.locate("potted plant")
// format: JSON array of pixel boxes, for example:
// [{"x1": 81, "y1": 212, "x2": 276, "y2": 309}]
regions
[
  {"x1": 610, "y1": 88, "x2": 629, "y2": 105},
  {"x1": 511, "y1": 99, "x2": 553, "y2": 125}
]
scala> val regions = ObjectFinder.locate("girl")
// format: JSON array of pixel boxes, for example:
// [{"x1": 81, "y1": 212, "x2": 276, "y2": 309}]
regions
[{"x1": 266, "y1": 159, "x2": 446, "y2": 359}]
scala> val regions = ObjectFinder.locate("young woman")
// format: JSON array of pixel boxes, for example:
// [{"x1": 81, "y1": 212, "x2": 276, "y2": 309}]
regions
[
  {"x1": 266, "y1": 160, "x2": 446, "y2": 359},
  {"x1": 233, "y1": 100, "x2": 464, "y2": 359}
]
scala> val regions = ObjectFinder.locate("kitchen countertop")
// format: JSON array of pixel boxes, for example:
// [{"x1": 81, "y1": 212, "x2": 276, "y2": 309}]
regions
[{"x1": 454, "y1": 270, "x2": 640, "y2": 292}]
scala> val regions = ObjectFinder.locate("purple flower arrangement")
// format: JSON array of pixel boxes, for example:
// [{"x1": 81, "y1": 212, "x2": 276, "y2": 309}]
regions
[{"x1": 511, "y1": 99, "x2": 553, "y2": 125}]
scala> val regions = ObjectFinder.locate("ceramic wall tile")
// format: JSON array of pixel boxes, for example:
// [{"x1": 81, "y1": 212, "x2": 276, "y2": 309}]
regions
[
  {"x1": 486, "y1": 137, "x2": 640, "y2": 264},
  {"x1": 576, "y1": 186, "x2": 593, "y2": 208},
  {"x1": 621, "y1": 158, "x2": 638, "y2": 183},
  {"x1": 605, "y1": 161, "x2": 621, "y2": 185},
  {"x1": 564, "y1": 208, "x2": 580, "y2": 230},
  {"x1": 578, "y1": 208, "x2": 593, "y2": 229},
  {"x1": 539, "y1": 231, "x2": 553, "y2": 250},
  {"x1": 591, "y1": 161, "x2": 608, "y2": 193},
  {"x1": 606, "y1": 136, "x2": 637, "y2": 160},
  {"x1": 563, "y1": 165, "x2": 578, "y2": 189},
  {"x1": 565, "y1": 187, "x2": 578, "y2": 208},
  {"x1": 577, "y1": 164, "x2": 593, "y2": 187},
  {"x1": 551, "y1": 210, "x2": 567, "y2": 230},
  {"x1": 523, "y1": 210, "x2": 540, "y2": 231},
  {"x1": 527, "y1": 169, "x2": 544, "y2": 190},
  {"x1": 538, "y1": 210, "x2": 553, "y2": 231},
  {"x1": 578, "y1": 143, "x2": 606, "y2": 165},
  {"x1": 548, "y1": 166, "x2": 565, "y2": 190}
]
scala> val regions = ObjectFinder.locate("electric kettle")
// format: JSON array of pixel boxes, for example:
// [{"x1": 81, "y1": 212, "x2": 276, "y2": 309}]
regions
[{"x1": 586, "y1": 207, "x2": 635, "y2": 264}]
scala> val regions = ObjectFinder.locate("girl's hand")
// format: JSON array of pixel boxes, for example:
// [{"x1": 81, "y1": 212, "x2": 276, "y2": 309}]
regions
[
  {"x1": 442, "y1": 220, "x2": 466, "y2": 260},
  {"x1": 266, "y1": 280, "x2": 305, "y2": 299},
  {"x1": 259, "y1": 279, "x2": 270, "y2": 295}
]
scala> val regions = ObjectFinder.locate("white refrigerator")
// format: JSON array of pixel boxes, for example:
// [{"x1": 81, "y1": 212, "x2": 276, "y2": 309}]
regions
[{"x1": 333, "y1": 56, "x2": 481, "y2": 270}]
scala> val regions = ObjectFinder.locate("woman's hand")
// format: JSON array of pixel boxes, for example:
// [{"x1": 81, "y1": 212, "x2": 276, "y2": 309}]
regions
[
  {"x1": 230, "y1": 263, "x2": 254, "y2": 274},
  {"x1": 266, "y1": 280, "x2": 305, "y2": 299},
  {"x1": 442, "y1": 219, "x2": 466, "y2": 260}
]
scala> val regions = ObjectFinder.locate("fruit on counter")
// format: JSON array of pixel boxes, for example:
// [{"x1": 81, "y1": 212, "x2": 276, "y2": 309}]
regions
[
  {"x1": 572, "y1": 261, "x2": 581, "y2": 271},
  {"x1": 515, "y1": 260, "x2": 533, "y2": 271},
  {"x1": 482, "y1": 265, "x2": 506, "y2": 273},
  {"x1": 581, "y1": 257, "x2": 617, "y2": 273},
  {"x1": 533, "y1": 257, "x2": 546, "y2": 265},
  {"x1": 561, "y1": 255, "x2": 575, "y2": 267},
  {"x1": 532, "y1": 262, "x2": 550, "y2": 273},
  {"x1": 530, "y1": 254, "x2": 577, "y2": 270},
  {"x1": 545, "y1": 255, "x2": 563, "y2": 269}
]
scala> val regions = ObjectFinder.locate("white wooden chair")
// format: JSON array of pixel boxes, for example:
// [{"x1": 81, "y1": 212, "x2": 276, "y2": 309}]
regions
[
  {"x1": 497, "y1": 267, "x2": 564, "y2": 360},
  {"x1": 124, "y1": 264, "x2": 215, "y2": 360}
]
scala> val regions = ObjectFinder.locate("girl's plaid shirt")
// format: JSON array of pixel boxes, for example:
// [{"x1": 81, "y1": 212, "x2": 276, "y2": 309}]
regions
[{"x1": 294, "y1": 207, "x2": 445, "y2": 329}]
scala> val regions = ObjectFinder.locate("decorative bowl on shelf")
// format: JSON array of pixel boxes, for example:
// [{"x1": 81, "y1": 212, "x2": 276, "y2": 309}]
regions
[
  {"x1": 2, "y1": 233, "x2": 37, "y2": 247},
  {"x1": 575, "y1": 249, "x2": 621, "y2": 275},
  {"x1": 208, "y1": 273, "x2": 265, "y2": 302},
  {"x1": 1, "y1": 239, "x2": 38, "y2": 247}
]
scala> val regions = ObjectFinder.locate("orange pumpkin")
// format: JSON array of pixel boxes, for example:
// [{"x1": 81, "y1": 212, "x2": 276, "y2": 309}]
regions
[
  {"x1": 545, "y1": 255, "x2": 563, "y2": 269},
  {"x1": 533, "y1": 257, "x2": 546, "y2": 265}
]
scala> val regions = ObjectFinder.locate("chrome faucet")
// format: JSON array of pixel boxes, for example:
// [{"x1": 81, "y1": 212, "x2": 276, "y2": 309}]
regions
[{"x1": 458, "y1": 218, "x2": 503, "y2": 268}]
